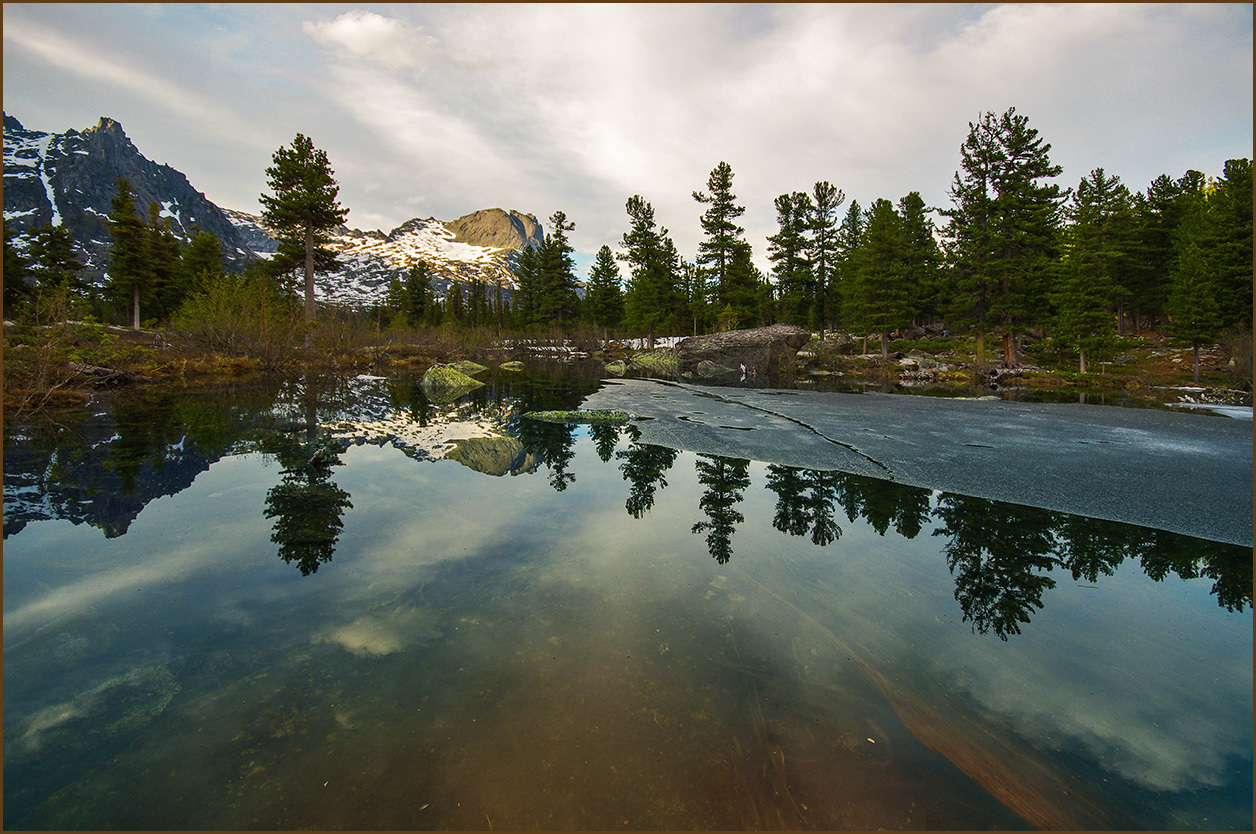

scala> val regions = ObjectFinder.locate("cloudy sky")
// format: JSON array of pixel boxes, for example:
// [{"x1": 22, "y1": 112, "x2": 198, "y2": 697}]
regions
[{"x1": 4, "y1": 3, "x2": 1251, "y2": 273}]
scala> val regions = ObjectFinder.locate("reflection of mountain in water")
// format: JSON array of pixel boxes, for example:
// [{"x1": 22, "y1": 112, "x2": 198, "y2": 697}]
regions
[
  {"x1": 5, "y1": 369, "x2": 1249, "y2": 629},
  {"x1": 1, "y1": 365, "x2": 600, "y2": 538}
]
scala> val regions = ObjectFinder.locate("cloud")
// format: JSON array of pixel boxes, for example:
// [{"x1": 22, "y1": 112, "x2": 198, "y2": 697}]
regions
[
  {"x1": 2, "y1": 12, "x2": 266, "y2": 150},
  {"x1": 303, "y1": 10, "x2": 438, "y2": 72}
]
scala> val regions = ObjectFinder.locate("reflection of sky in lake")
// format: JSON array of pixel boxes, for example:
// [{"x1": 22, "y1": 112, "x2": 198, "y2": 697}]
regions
[{"x1": 3, "y1": 392, "x2": 1251, "y2": 830}]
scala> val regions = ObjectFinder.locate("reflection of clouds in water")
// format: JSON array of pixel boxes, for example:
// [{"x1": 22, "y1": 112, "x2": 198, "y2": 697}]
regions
[
  {"x1": 3, "y1": 456, "x2": 272, "y2": 637},
  {"x1": 948, "y1": 577, "x2": 1251, "y2": 793},
  {"x1": 314, "y1": 608, "x2": 440, "y2": 657}
]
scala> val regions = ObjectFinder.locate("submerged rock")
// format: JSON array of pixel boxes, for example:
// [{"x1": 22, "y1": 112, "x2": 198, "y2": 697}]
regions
[
  {"x1": 421, "y1": 365, "x2": 485, "y2": 404},
  {"x1": 10, "y1": 665, "x2": 181, "y2": 764},
  {"x1": 523, "y1": 409, "x2": 633, "y2": 425},
  {"x1": 499, "y1": 360, "x2": 526, "y2": 372},
  {"x1": 448, "y1": 360, "x2": 488, "y2": 376},
  {"x1": 629, "y1": 350, "x2": 678, "y2": 376}
]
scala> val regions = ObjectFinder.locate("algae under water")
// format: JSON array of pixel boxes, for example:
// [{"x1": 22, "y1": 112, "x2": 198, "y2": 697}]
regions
[{"x1": 3, "y1": 364, "x2": 1251, "y2": 830}]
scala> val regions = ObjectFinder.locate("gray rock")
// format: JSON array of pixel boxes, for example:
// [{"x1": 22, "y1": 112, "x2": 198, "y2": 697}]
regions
[{"x1": 676, "y1": 324, "x2": 811, "y2": 379}]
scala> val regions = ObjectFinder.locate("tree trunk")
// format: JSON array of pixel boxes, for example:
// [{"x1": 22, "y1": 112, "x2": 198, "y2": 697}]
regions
[
  {"x1": 880, "y1": 331, "x2": 889, "y2": 361},
  {"x1": 1079, "y1": 346, "x2": 1087, "y2": 374},
  {"x1": 304, "y1": 222, "x2": 316, "y2": 323},
  {"x1": 1116, "y1": 300, "x2": 1126, "y2": 336},
  {"x1": 132, "y1": 284, "x2": 140, "y2": 332},
  {"x1": 975, "y1": 321, "x2": 986, "y2": 364},
  {"x1": 1193, "y1": 344, "x2": 1201, "y2": 383}
]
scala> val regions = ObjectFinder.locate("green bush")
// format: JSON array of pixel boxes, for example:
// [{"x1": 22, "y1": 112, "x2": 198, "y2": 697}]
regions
[{"x1": 170, "y1": 272, "x2": 304, "y2": 370}]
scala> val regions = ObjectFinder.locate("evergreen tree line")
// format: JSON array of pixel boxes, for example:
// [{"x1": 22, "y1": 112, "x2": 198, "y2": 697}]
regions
[
  {"x1": 5, "y1": 113, "x2": 1250, "y2": 374},
  {"x1": 496, "y1": 107, "x2": 1252, "y2": 372},
  {"x1": 3, "y1": 178, "x2": 229, "y2": 327}
]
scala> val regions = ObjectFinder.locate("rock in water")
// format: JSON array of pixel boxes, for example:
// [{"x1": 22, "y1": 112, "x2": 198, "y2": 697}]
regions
[
  {"x1": 447, "y1": 360, "x2": 488, "y2": 376},
  {"x1": 628, "y1": 349, "x2": 678, "y2": 376},
  {"x1": 676, "y1": 324, "x2": 811, "y2": 379},
  {"x1": 9, "y1": 665, "x2": 181, "y2": 764},
  {"x1": 421, "y1": 365, "x2": 484, "y2": 404}
]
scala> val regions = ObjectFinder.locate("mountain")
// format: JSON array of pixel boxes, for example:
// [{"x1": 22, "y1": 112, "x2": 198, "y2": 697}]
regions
[
  {"x1": 3, "y1": 114, "x2": 544, "y2": 307},
  {"x1": 2, "y1": 113, "x2": 258, "y2": 280},
  {"x1": 225, "y1": 207, "x2": 544, "y2": 306}
]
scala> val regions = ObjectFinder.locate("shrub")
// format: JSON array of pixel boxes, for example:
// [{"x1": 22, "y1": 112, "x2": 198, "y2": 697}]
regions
[{"x1": 170, "y1": 272, "x2": 304, "y2": 370}]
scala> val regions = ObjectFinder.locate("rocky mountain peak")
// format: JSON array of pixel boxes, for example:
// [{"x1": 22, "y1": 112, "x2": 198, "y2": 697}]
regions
[{"x1": 447, "y1": 208, "x2": 544, "y2": 250}]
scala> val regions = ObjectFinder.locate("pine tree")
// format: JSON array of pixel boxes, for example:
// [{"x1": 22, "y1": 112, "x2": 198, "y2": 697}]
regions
[
  {"x1": 536, "y1": 210, "x2": 579, "y2": 326},
  {"x1": 767, "y1": 191, "x2": 813, "y2": 328},
  {"x1": 1168, "y1": 212, "x2": 1223, "y2": 383},
  {"x1": 1052, "y1": 168, "x2": 1132, "y2": 371},
  {"x1": 987, "y1": 108, "x2": 1066, "y2": 366},
  {"x1": 849, "y1": 198, "x2": 914, "y2": 360},
  {"x1": 584, "y1": 244, "x2": 625, "y2": 334},
  {"x1": 897, "y1": 191, "x2": 942, "y2": 327},
  {"x1": 28, "y1": 224, "x2": 87, "y2": 297},
  {"x1": 409, "y1": 262, "x2": 439, "y2": 324},
  {"x1": 176, "y1": 232, "x2": 225, "y2": 299},
  {"x1": 259, "y1": 134, "x2": 348, "y2": 323},
  {"x1": 833, "y1": 200, "x2": 864, "y2": 328},
  {"x1": 107, "y1": 177, "x2": 151, "y2": 330},
  {"x1": 807, "y1": 181, "x2": 845, "y2": 335},
  {"x1": 694, "y1": 162, "x2": 758, "y2": 327},
  {"x1": 3, "y1": 219, "x2": 34, "y2": 315},
  {"x1": 146, "y1": 202, "x2": 186, "y2": 320},
  {"x1": 511, "y1": 243, "x2": 541, "y2": 329},
  {"x1": 620, "y1": 195, "x2": 683, "y2": 348},
  {"x1": 942, "y1": 108, "x2": 1065, "y2": 366},
  {"x1": 1205, "y1": 158, "x2": 1253, "y2": 330}
]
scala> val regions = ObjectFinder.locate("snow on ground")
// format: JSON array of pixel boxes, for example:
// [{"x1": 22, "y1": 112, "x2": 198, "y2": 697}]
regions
[{"x1": 1166, "y1": 403, "x2": 1253, "y2": 420}]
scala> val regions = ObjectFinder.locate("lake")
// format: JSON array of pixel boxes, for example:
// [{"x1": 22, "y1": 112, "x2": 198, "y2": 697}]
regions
[{"x1": 3, "y1": 363, "x2": 1251, "y2": 830}]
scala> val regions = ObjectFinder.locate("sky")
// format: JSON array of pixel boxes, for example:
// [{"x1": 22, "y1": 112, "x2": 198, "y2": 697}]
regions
[{"x1": 4, "y1": 3, "x2": 1252, "y2": 276}]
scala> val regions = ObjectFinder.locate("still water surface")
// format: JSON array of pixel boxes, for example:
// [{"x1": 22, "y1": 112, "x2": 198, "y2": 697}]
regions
[{"x1": 3, "y1": 364, "x2": 1251, "y2": 829}]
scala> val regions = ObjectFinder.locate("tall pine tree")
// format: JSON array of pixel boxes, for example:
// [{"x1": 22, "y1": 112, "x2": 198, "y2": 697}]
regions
[
  {"x1": 807, "y1": 181, "x2": 845, "y2": 335},
  {"x1": 260, "y1": 134, "x2": 348, "y2": 323},
  {"x1": 768, "y1": 191, "x2": 813, "y2": 328},
  {"x1": 849, "y1": 198, "x2": 914, "y2": 360},
  {"x1": 620, "y1": 195, "x2": 683, "y2": 347},
  {"x1": 694, "y1": 162, "x2": 758, "y2": 328},
  {"x1": 584, "y1": 244, "x2": 625, "y2": 334},
  {"x1": 107, "y1": 177, "x2": 151, "y2": 330}
]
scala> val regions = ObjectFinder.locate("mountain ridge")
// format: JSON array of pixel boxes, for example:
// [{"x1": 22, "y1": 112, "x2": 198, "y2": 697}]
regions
[{"x1": 3, "y1": 114, "x2": 544, "y2": 306}]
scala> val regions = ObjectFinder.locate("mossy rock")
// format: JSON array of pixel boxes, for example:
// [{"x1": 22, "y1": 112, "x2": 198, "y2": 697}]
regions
[
  {"x1": 522, "y1": 409, "x2": 633, "y2": 425},
  {"x1": 628, "y1": 350, "x2": 678, "y2": 376},
  {"x1": 500, "y1": 360, "x2": 526, "y2": 372},
  {"x1": 605, "y1": 360, "x2": 628, "y2": 376},
  {"x1": 448, "y1": 360, "x2": 488, "y2": 376},
  {"x1": 421, "y1": 365, "x2": 485, "y2": 403}
]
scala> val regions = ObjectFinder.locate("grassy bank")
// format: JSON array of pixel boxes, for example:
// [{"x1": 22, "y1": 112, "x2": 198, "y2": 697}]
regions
[{"x1": 4, "y1": 317, "x2": 1251, "y2": 424}]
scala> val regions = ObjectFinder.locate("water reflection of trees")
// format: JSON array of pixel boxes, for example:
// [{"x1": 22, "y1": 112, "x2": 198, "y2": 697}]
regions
[
  {"x1": 611, "y1": 447, "x2": 1251, "y2": 637},
  {"x1": 691, "y1": 456, "x2": 751, "y2": 564},
  {"x1": 260, "y1": 378, "x2": 353, "y2": 576},
  {"x1": 616, "y1": 426, "x2": 679, "y2": 518}
]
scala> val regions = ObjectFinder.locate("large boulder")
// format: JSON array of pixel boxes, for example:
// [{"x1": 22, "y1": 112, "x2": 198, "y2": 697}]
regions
[{"x1": 676, "y1": 324, "x2": 811, "y2": 379}]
